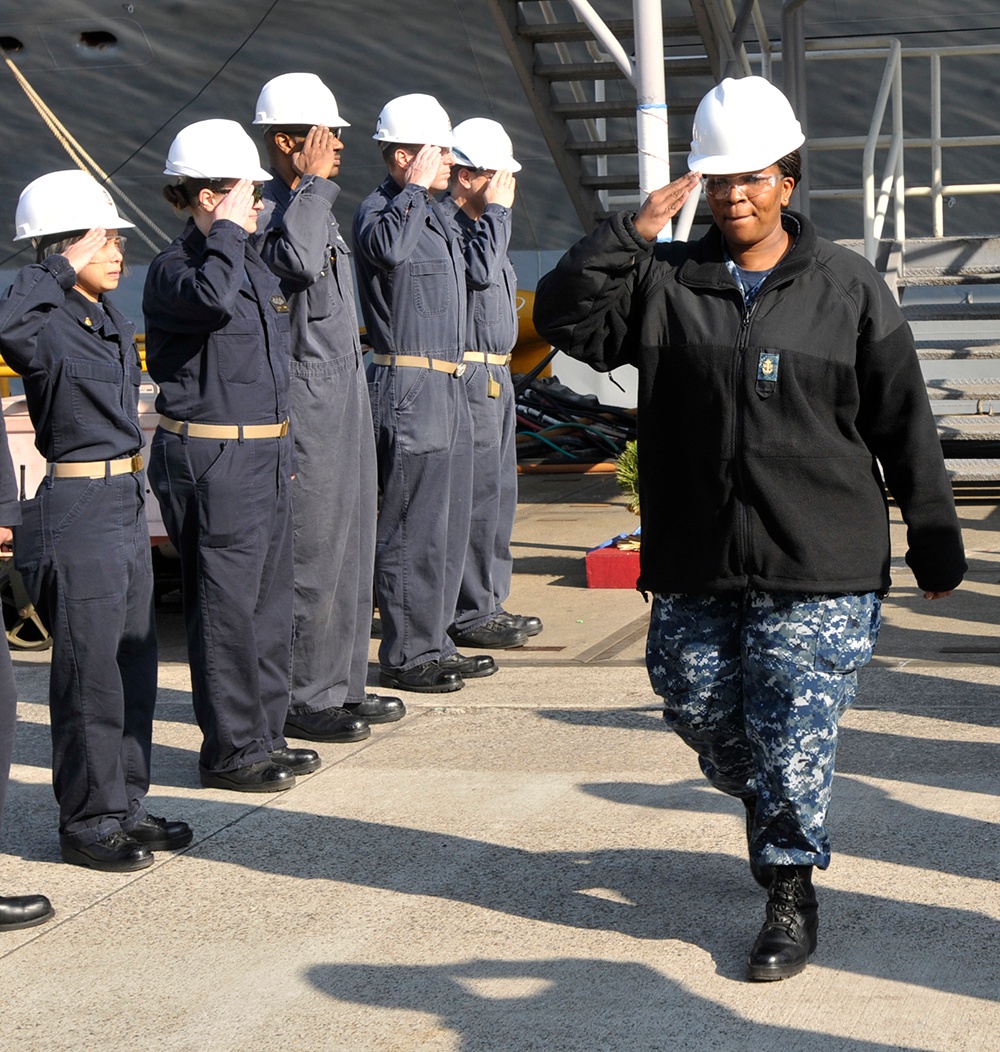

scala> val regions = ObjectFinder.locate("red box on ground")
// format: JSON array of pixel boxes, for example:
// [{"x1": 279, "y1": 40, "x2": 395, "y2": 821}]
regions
[{"x1": 585, "y1": 545, "x2": 640, "y2": 589}]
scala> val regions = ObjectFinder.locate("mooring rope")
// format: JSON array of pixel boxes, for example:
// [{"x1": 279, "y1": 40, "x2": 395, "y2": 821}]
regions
[{"x1": 3, "y1": 53, "x2": 170, "y2": 251}]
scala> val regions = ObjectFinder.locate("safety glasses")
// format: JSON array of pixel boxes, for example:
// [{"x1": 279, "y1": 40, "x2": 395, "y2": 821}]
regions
[{"x1": 703, "y1": 172, "x2": 780, "y2": 200}]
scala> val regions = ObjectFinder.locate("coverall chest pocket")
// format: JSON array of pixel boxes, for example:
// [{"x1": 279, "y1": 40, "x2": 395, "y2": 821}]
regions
[
  {"x1": 215, "y1": 324, "x2": 263, "y2": 386},
  {"x1": 68, "y1": 357, "x2": 121, "y2": 429},
  {"x1": 410, "y1": 260, "x2": 451, "y2": 317},
  {"x1": 474, "y1": 284, "x2": 505, "y2": 326}
]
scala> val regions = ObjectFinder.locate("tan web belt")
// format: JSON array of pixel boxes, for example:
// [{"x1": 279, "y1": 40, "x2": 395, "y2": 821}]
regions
[
  {"x1": 48, "y1": 453, "x2": 144, "y2": 479},
  {"x1": 158, "y1": 416, "x2": 290, "y2": 440},
  {"x1": 371, "y1": 353, "x2": 469, "y2": 376},
  {"x1": 462, "y1": 351, "x2": 512, "y2": 366}
]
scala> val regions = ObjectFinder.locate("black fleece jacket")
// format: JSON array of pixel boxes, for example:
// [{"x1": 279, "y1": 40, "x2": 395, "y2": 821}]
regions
[{"x1": 533, "y1": 211, "x2": 966, "y2": 596}]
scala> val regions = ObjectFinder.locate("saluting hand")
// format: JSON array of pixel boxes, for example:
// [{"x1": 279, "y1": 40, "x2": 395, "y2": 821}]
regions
[
  {"x1": 632, "y1": 171, "x2": 702, "y2": 242},
  {"x1": 294, "y1": 125, "x2": 341, "y2": 180},
  {"x1": 483, "y1": 169, "x2": 516, "y2": 209},
  {"x1": 405, "y1": 144, "x2": 446, "y2": 189},
  {"x1": 62, "y1": 228, "x2": 108, "y2": 275},
  {"x1": 212, "y1": 179, "x2": 258, "y2": 228}
]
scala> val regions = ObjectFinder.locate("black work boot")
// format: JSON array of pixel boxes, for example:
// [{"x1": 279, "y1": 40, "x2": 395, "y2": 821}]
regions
[
  {"x1": 742, "y1": 797, "x2": 776, "y2": 890},
  {"x1": 746, "y1": 865, "x2": 818, "y2": 981}
]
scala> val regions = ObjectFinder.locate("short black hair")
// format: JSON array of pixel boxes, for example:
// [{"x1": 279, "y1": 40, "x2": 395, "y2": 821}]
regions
[{"x1": 776, "y1": 149, "x2": 801, "y2": 188}]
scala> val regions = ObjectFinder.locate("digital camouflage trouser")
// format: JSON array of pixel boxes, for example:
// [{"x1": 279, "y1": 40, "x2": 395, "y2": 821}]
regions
[{"x1": 646, "y1": 590, "x2": 881, "y2": 868}]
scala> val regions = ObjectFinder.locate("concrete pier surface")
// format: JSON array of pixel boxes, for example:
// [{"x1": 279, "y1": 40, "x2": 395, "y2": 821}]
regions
[{"x1": 1, "y1": 473, "x2": 997, "y2": 1051}]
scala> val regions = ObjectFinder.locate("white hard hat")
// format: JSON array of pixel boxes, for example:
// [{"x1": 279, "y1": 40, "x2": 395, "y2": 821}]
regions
[
  {"x1": 451, "y1": 118, "x2": 521, "y2": 173},
  {"x1": 252, "y1": 72, "x2": 350, "y2": 128},
  {"x1": 164, "y1": 119, "x2": 272, "y2": 180},
  {"x1": 372, "y1": 94, "x2": 452, "y2": 148},
  {"x1": 688, "y1": 77, "x2": 804, "y2": 175},
  {"x1": 14, "y1": 169, "x2": 135, "y2": 241}
]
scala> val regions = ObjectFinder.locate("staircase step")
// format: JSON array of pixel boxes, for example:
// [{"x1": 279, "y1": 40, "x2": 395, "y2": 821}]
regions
[
  {"x1": 535, "y1": 55, "x2": 710, "y2": 81},
  {"x1": 519, "y1": 18, "x2": 637, "y2": 44},
  {"x1": 581, "y1": 173, "x2": 643, "y2": 190},
  {"x1": 944, "y1": 458, "x2": 1000, "y2": 481},
  {"x1": 566, "y1": 138, "x2": 639, "y2": 155},
  {"x1": 536, "y1": 60, "x2": 630, "y2": 82},
  {"x1": 901, "y1": 236, "x2": 1000, "y2": 285},
  {"x1": 936, "y1": 415, "x2": 1000, "y2": 439},
  {"x1": 552, "y1": 99, "x2": 641, "y2": 119},
  {"x1": 566, "y1": 136, "x2": 697, "y2": 155},
  {"x1": 917, "y1": 341, "x2": 1000, "y2": 360},
  {"x1": 925, "y1": 378, "x2": 1000, "y2": 400},
  {"x1": 518, "y1": 17, "x2": 700, "y2": 44},
  {"x1": 551, "y1": 97, "x2": 699, "y2": 120},
  {"x1": 902, "y1": 301, "x2": 1000, "y2": 323}
]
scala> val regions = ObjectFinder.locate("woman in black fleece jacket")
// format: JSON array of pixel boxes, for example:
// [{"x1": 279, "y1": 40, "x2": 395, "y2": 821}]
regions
[{"x1": 533, "y1": 77, "x2": 965, "y2": 983}]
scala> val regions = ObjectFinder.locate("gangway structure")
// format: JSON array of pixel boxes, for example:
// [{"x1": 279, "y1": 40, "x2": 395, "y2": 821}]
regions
[{"x1": 488, "y1": 0, "x2": 1000, "y2": 490}]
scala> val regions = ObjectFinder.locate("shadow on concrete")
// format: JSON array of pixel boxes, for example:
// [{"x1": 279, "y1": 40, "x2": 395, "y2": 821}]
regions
[
  {"x1": 855, "y1": 667, "x2": 1000, "y2": 729},
  {"x1": 4, "y1": 755, "x2": 996, "y2": 1000},
  {"x1": 149, "y1": 803, "x2": 996, "y2": 1000},
  {"x1": 305, "y1": 957, "x2": 925, "y2": 1052},
  {"x1": 580, "y1": 771, "x2": 998, "y2": 885}
]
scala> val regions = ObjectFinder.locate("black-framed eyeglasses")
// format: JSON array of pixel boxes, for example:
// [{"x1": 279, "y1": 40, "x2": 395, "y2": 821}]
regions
[{"x1": 703, "y1": 172, "x2": 780, "y2": 200}]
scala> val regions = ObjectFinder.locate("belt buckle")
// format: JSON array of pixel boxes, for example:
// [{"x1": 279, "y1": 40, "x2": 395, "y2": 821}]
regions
[{"x1": 454, "y1": 362, "x2": 467, "y2": 377}]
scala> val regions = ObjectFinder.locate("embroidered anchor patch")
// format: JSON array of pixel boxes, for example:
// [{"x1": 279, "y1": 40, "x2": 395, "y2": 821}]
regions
[{"x1": 757, "y1": 352, "x2": 779, "y2": 382}]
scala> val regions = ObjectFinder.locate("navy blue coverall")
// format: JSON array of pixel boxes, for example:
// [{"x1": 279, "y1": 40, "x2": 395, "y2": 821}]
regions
[
  {"x1": 0, "y1": 255, "x2": 156, "y2": 850},
  {"x1": 143, "y1": 218, "x2": 294, "y2": 774},
  {"x1": 440, "y1": 197, "x2": 519, "y2": 632},
  {"x1": 353, "y1": 177, "x2": 473, "y2": 673},
  {"x1": 254, "y1": 173, "x2": 377, "y2": 713}
]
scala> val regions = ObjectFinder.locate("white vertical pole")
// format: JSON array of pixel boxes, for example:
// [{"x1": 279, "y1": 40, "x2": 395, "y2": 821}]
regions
[
  {"x1": 633, "y1": 0, "x2": 672, "y2": 238},
  {"x1": 931, "y1": 52, "x2": 943, "y2": 237}
]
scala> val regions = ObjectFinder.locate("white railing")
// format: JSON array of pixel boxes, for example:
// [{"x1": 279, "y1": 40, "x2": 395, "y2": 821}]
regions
[{"x1": 784, "y1": 39, "x2": 1000, "y2": 261}]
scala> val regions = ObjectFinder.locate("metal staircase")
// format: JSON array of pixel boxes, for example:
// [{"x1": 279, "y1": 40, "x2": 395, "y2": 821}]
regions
[
  {"x1": 486, "y1": 1, "x2": 769, "y2": 228},
  {"x1": 489, "y1": 2, "x2": 1000, "y2": 492},
  {"x1": 783, "y1": 232, "x2": 1000, "y2": 495},
  {"x1": 897, "y1": 238, "x2": 1000, "y2": 494}
]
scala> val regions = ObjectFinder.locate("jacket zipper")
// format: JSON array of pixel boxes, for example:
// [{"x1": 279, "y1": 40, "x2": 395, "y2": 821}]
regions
[{"x1": 733, "y1": 297, "x2": 759, "y2": 575}]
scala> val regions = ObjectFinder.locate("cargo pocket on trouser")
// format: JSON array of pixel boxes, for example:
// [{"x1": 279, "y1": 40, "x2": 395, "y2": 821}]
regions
[
  {"x1": 392, "y1": 368, "x2": 452, "y2": 456},
  {"x1": 49, "y1": 483, "x2": 128, "y2": 602},
  {"x1": 747, "y1": 590, "x2": 881, "y2": 710},
  {"x1": 191, "y1": 440, "x2": 256, "y2": 550}
]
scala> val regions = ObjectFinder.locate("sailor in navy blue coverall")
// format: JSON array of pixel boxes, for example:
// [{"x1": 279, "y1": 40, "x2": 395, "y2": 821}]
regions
[
  {"x1": 439, "y1": 128, "x2": 543, "y2": 649},
  {"x1": 0, "y1": 403, "x2": 54, "y2": 922},
  {"x1": 354, "y1": 102, "x2": 500, "y2": 693},
  {"x1": 253, "y1": 100, "x2": 404, "y2": 741},
  {"x1": 144, "y1": 127, "x2": 318, "y2": 792},
  {"x1": 1, "y1": 203, "x2": 191, "y2": 870}
]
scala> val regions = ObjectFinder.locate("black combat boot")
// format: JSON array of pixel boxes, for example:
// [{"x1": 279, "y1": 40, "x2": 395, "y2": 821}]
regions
[
  {"x1": 742, "y1": 797, "x2": 776, "y2": 890},
  {"x1": 746, "y1": 864, "x2": 818, "y2": 981}
]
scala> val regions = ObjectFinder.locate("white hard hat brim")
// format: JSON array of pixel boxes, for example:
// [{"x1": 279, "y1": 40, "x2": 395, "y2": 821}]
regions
[
  {"x1": 254, "y1": 114, "x2": 351, "y2": 128},
  {"x1": 373, "y1": 132, "x2": 454, "y2": 149},
  {"x1": 163, "y1": 162, "x2": 273, "y2": 181},
  {"x1": 13, "y1": 214, "x2": 136, "y2": 241},
  {"x1": 451, "y1": 148, "x2": 522, "y2": 173},
  {"x1": 687, "y1": 132, "x2": 805, "y2": 175}
]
